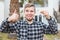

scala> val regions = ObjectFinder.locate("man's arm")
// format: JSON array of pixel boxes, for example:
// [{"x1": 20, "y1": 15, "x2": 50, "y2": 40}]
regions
[
  {"x1": 0, "y1": 10, "x2": 19, "y2": 33},
  {"x1": 47, "y1": 17, "x2": 58, "y2": 34},
  {"x1": 40, "y1": 10, "x2": 58, "y2": 34},
  {"x1": 0, "y1": 18, "x2": 17, "y2": 33},
  {"x1": 0, "y1": 18, "x2": 10, "y2": 33},
  {"x1": 42, "y1": 17, "x2": 58, "y2": 34}
]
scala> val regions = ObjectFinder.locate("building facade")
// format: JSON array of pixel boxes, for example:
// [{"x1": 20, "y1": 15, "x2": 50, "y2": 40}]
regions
[{"x1": 0, "y1": 0, "x2": 60, "y2": 30}]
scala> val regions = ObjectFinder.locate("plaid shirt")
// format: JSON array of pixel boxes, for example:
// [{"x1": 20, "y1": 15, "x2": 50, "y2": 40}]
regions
[
  {"x1": 0, "y1": 18, "x2": 16, "y2": 33},
  {"x1": 0, "y1": 17, "x2": 58, "y2": 40}
]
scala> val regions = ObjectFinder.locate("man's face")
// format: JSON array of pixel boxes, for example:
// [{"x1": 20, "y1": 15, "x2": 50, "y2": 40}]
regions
[{"x1": 24, "y1": 7, "x2": 35, "y2": 21}]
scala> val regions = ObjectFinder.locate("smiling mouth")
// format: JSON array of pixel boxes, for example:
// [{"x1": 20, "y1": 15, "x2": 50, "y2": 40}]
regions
[{"x1": 27, "y1": 15, "x2": 33, "y2": 17}]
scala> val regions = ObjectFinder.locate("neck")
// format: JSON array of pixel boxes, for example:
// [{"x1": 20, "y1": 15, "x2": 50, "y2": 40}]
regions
[{"x1": 27, "y1": 20, "x2": 33, "y2": 24}]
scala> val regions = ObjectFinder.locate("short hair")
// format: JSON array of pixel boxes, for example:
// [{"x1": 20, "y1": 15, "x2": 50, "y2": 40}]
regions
[
  {"x1": 24, "y1": 3, "x2": 35, "y2": 8},
  {"x1": 24, "y1": 3, "x2": 35, "y2": 12}
]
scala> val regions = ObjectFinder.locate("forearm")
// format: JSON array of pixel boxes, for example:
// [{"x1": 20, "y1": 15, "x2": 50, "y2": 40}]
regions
[
  {"x1": 0, "y1": 19, "x2": 9, "y2": 32},
  {"x1": 47, "y1": 17, "x2": 58, "y2": 34}
]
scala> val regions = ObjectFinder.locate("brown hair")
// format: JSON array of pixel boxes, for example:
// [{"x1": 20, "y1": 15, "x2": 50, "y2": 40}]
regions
[
  {"x1": 24, "y1": 3, "x2": 35, "y2": 8},
  {"x1": 24, "y1": 3, "x2": 35, "y2": 12}
]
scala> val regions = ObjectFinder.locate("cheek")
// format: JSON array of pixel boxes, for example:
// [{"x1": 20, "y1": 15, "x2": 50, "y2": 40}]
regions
[
  {"x1": 31, "y1": 12, "x2": 35, "y2": 16},
  {"x1": 25, "y1": 12, "x2": 35, "y2": 17},
  {"x1": 25, "y1": 12, "x2": 28, "y2": 16}
]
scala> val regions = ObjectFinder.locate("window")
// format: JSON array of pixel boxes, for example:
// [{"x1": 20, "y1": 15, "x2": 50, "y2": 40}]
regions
[{"x1": 29, "y1": 0, "x2": 48, "y2": 7}]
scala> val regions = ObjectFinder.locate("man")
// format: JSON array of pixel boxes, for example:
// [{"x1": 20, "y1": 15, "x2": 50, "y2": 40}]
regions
[
  {"x1": 0, "y1": 3, "x2": 58, "y2": 40},
  {"x1": 10, "y1": 3, "x2": 57, "y2": 40}
]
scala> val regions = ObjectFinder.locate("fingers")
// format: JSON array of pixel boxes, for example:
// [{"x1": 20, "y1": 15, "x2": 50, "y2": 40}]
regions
[
  {"x1": 40, "y1": 10, "x2": 45, "y2": 14},
  {"x1": 40, "y1": 10, "x2": 47, "y2": 14},
  {"x1": 40, "y1": 10, "x2": 48, "y2": 15},
  {"x1": 8, "y1": 16, "x2": 12, "y2": 22},
  {"x1": 13, "y1": 9, "x2": 17, "y2": 14},
  {"x1": 8, "y1": 9, "x2": 19, "y2": 22},
  {"x1": 8, "y1": 16, "x2": 16, "y2": 22}
]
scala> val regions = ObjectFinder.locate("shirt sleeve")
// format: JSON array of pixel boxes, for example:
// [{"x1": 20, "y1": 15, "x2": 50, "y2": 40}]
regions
[
  {"x1": 42, "y1": 17, "x2": 58, "y2": 34},
  {"x1": 0, "y1": 18, "x2": 17, "y2": 33},
  {"x1": 0, "y1": 18, "x2": 10, "y2": 32}
]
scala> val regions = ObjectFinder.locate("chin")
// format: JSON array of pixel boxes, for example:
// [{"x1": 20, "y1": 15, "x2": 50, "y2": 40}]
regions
[{"x1": 27, "y1": 18, "x2": 33, "y2": 21}]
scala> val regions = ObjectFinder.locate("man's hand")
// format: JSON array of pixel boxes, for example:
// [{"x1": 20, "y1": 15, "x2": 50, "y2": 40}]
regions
[
  {"x1": 40, "y1": 10, "x2": 50, "y2": 19},
  {"x1": 8, "y1": 10, "x2": 19, "y2": 23}
]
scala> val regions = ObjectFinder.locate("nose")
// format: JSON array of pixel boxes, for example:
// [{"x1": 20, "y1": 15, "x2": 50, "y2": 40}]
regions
[{"x1": 28, "y1": 11, "x2": 31, "y2": 14}]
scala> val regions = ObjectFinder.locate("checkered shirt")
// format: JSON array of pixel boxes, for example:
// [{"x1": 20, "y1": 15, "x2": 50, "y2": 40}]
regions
[{"x1": 0, "y1": 17, "x2": 58, "y2": 40}]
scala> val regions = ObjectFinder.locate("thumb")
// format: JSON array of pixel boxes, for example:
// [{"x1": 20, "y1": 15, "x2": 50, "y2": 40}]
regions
[{"x1": 13, "y1": 9, "x2": 17, "y2": 14}]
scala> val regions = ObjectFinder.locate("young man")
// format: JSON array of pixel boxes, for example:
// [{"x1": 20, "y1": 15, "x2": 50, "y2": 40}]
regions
[
  {"x1": 13, "y1": 3, "x2": 57, "y2": 40},
  {"x1": 0, "y1": 3, "x2": 58, "y2": 40}
]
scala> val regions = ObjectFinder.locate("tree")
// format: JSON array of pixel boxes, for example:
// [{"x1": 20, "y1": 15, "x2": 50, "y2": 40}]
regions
[{"x1": 10, "y1": 0, "x2": 20, "y2": 16}]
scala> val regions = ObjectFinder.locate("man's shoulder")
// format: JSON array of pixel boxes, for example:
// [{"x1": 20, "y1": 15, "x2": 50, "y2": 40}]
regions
[{"x1": 1, "y1": 17, "x2": 8, "y2": 23}]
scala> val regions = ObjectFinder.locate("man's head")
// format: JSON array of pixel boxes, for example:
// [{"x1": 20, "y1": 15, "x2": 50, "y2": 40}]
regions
[{"x1": 24, "y1": 3, "x2": 35, "y2": 21}]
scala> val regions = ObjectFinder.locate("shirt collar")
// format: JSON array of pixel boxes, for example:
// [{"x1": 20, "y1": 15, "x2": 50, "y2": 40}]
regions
[{"x1": 24, "y1": 19, "x2": 36, "y2": 25}]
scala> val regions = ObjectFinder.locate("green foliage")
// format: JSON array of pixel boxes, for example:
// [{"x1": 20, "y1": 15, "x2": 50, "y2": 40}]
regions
[{"x1": 0, "y1": 32, "x2": 60, "y2": 40}]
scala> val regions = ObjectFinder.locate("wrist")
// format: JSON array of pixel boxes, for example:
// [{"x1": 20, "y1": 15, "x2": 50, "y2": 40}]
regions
[
  {"x1": 45, "y1": 15, "x2": 50, "y2": 19},
  {"x1": 6, "y1": 18, "x2": 10, "y2": 23},
  {"x1": 46, "y1": 16, "x2": 52, "y2": 21}
]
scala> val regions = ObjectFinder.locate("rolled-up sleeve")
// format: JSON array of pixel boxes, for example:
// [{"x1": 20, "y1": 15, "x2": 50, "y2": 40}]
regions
[
  {"x1": 0, "y1": 18, "x2": 17, "y2": 33},
  {"x1": 0, "y1": 19, "x2": 9, "y2": 32},
  {"x1": 42, "y1": 17, "x2": 58, "y2": 34}
]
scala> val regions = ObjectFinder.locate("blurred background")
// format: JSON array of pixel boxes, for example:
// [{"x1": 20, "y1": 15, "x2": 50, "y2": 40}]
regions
[
  {"x1": 0, "y1": 0, "x2": 60, "y2": 40},
  {"x1": 0, "y1": 0, "x2": 60, "y2": 30}
]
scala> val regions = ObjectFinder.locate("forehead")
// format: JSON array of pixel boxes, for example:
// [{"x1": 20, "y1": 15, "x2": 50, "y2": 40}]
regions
[{"x1": 25, "y1": 7, "x2": 35, "y2": 10}]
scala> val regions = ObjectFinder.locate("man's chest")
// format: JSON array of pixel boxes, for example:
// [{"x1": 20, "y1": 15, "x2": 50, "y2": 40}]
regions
[
  {"x1": 18, "y1": 24, "x2": 43, "y2": 35},
  {"x1": 16, "y1": 22, "x2": 44, "y2": 40}
]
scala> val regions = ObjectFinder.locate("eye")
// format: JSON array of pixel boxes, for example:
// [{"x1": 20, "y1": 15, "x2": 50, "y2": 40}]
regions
[
  {"x1": 26, "y1": 10, "x2": 29, "y2": 12},
  {"x1": 30, "y1": 10, "x2": 34, "y2": 12}
]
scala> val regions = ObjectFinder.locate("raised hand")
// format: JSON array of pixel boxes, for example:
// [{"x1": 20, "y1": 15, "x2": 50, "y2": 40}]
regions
[
  {"x1": 40, "y1": 10, "x2": 50, "y2": 19},
  {"x1": 8, "y1": 9, "x2": 19, "y2": 22}
]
